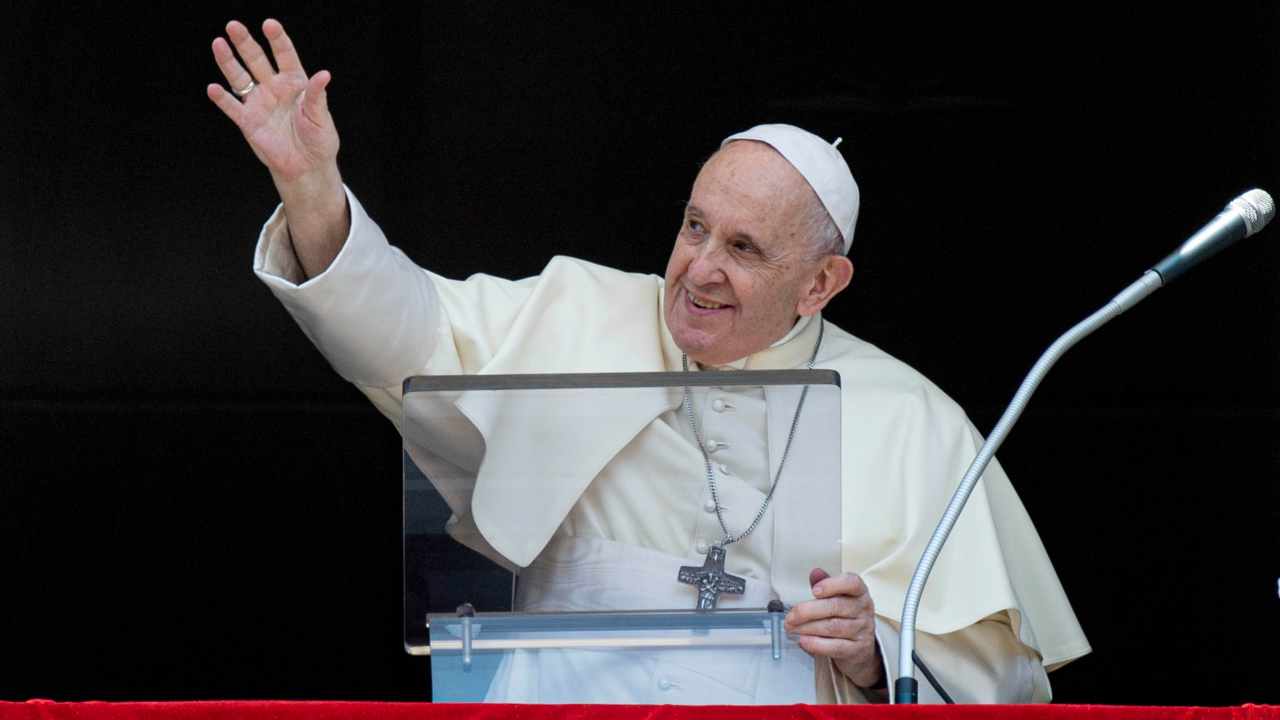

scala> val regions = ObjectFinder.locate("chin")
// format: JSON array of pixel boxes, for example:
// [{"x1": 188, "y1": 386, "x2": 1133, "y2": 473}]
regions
[{"x1": 671, "y1": 326, "x2": 713, "y2": 359}]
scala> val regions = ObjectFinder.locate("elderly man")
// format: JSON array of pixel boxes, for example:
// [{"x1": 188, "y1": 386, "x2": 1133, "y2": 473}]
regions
[{"x1": 209, "y1": 19, "x2": 1089, "y2": 704}]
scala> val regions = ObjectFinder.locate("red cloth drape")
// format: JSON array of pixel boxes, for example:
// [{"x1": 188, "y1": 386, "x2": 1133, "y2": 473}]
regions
[{"x1": 1, "y1": 703, "x2": 1278, "y2": 720}]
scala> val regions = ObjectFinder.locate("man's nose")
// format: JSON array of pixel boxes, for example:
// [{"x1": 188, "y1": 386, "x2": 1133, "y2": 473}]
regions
[{"x1": 687, "y1": 242, "x2": 728, "y2": 286}]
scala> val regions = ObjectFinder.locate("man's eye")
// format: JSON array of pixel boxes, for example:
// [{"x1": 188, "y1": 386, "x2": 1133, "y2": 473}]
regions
[
  {"x1": 687, "y1": 219, "x2": 704, "y2": 233},
  {"x1": 733, "y1": 240, "x2": 757, "y2": 254}
]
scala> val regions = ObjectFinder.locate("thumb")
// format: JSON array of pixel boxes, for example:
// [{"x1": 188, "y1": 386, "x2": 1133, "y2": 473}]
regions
[
  {"x1": 301, "y1": 70, "x2": 333, "y2": 127},
  {"x1": 809, "y1": 567, "x2": 831, "y2": 588}
]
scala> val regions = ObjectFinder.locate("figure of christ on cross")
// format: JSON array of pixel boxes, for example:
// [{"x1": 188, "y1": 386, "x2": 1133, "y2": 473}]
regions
[{"x1": 678, "y1": 545, "x2": 748, "y2": 610}]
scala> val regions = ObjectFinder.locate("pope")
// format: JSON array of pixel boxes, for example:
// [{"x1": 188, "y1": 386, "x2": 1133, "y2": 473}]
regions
[{"x1": 208, "y1": 18, "x2": 1089, "y2": 703}]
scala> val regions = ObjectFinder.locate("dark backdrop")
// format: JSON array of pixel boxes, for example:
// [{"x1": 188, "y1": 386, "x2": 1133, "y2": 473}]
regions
[{"x1": 2, "y1": 2, "x2": 1277, "y2": 705}]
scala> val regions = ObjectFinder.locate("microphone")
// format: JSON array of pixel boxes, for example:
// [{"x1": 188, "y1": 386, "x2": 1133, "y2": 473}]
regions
[
  {"x1": 1153, "y1": 189, "x2": 1275, "y2": 283},
  {"x1": 894, "y1": 189, "x2": 1274, "y2": 704}
]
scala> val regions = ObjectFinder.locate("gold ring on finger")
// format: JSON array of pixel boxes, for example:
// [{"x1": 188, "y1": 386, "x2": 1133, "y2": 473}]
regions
[{"x1": 234, "y1": 80, "x2": 257, "y2": 97}]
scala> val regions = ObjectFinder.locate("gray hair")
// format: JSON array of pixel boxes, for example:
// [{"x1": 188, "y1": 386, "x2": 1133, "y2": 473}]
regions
[{"x1": 800, "y1": 191, "x2": 845, "y2": 260}]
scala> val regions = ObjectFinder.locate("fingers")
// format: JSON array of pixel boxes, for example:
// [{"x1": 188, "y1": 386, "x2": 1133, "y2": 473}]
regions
[
  {"x1": 211, "y1": 37, "x2": 259, "y2": 99},
  {"x1": 809, "y1": 568, "x2": 831, "y2": 587},
  {"x1": 206, "y1": 83, "x2": 245, "y2": 126},
  {"x1": 784, "y1": 572, "x2": 874, "y2": 632},
  {"x1": 787, "y1": 615, "x2": 873, "y2": 640},
  {"x1": 798, "y1": 634, "x2": 884, "y2": 689},
  {"x1": 796, "y1": 634, "x2": 877, "y2": 662},
  {"x1": 226, "y1": 20, "x2": 277, "y2": 87},
  {"x1": 300, "y1": 70, "x2": 332, "y2": 128},
  {"x1": 263, "y1": 18, "x2": 305, "y2": 75},
  {"x1": 785, "y1": 595, "x2": 866, "y2": 629},
  {"x1": 811, "y1": 570, "x2": 869, "y2": 600}
]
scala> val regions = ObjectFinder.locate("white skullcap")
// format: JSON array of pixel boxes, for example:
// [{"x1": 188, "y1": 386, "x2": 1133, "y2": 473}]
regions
[{"x1": 721, "y1": 123, "x2": 859, "y2": 254}]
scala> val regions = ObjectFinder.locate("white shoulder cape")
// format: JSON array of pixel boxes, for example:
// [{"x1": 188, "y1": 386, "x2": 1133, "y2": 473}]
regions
[{"x1": 256, "y1": 192, "x2": 1090, "y2": 676}]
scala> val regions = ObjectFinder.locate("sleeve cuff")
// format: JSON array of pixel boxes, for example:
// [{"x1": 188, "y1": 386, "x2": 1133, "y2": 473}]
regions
[
  {"x1": 855, "y1": 617, "x2": 894, "y2": 704},
  {"x1": 252, "y1": 184, "x2": 364, "y2": 291},
  {"x1": 873, "y1": 620, "x2": 893, "y2": 703}
]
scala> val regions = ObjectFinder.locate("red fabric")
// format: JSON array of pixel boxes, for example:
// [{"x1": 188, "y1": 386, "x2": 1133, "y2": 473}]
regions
[{"x1": 1, "y1": 703, "x2": 1277, "y2": 720}]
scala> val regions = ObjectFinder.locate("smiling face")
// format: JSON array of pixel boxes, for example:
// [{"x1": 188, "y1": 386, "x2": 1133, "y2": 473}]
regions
[{"x1": 663, "y1": 141, "x2": 853, "y2": 366}]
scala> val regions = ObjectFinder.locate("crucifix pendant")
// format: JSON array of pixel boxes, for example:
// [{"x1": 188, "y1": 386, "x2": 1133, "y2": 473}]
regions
[{"x1": 677, "y1": 544, "x2": 747, "y2": 610}]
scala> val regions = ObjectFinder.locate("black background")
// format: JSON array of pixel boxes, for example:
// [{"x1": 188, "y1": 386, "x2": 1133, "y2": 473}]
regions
[{"x1": 2, "y1": 2, "x2": 1278, "y2": 705}]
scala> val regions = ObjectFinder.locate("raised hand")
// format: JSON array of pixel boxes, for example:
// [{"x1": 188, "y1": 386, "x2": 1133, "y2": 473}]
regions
[
  {"x1": 207, "y1": 19, "x2": 338, "y2": 185},
  {"x1": 207, "y1": 19, "x2": 348, "y2": 279}
]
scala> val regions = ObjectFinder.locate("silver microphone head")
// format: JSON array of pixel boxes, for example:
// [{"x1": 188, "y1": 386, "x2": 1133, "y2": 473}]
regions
[{"x1": 1228, "y1": 189, "x2": 1275, "y2": 237}]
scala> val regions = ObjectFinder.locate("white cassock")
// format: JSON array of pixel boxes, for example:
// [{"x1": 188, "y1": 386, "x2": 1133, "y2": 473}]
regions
[{"x1": 254, "y1": 187, "x2": 1091, "y2": 704}]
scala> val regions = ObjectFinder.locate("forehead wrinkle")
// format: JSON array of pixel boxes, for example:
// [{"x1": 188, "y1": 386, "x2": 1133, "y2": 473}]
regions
[
  {"x1": 686, "y1": 201, "x2": 759, "y2": 240},
  {"x1": 712, "y1": 141, "x2": 811, "y2": 203},
  {"x1": 689, "y1": 177, "x2": 772, "y2": 243},
  {"x1": 692, "y1": 144, "x2": 813, "y2": 251}
]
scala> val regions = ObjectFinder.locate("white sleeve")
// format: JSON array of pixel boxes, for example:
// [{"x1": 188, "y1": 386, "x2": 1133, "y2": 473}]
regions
[
  {"x1": 253, "y1": 185, "x2": 443, "y2": 390},
  {"x1": 872, "y1": 613, "x2": 1051, "y2": 704}
]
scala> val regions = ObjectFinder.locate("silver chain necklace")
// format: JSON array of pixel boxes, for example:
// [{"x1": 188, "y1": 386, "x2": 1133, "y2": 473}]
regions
[{"x1": 675, "y1": 320, "x2": 824, "y2": 609}]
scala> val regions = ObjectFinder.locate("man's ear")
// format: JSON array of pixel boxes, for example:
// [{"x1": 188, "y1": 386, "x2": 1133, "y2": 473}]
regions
[{"x1": 798, "y1": 255, "x2": 854, "y2": 317}]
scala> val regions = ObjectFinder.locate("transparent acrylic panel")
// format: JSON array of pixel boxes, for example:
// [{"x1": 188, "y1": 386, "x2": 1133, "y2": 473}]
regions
[
  {"x1": 427, "y1": 608, "x2": 815, "y2": 704},
  {"x1": 402, "y1": 370, "x2": 841, "y2": 702}
]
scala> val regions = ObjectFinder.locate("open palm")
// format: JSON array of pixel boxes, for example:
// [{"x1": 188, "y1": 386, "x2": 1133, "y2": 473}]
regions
[{"x1": 206, "y1": 19, "x2": 338, "y2": 184}]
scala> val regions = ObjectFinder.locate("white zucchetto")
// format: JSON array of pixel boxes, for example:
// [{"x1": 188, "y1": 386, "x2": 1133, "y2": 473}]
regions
[{"x1": 721, "y1": 123, "x2": 859, "y2": 253}]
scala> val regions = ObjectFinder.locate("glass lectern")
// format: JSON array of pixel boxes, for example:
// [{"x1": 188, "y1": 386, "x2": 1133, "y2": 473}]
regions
[{"x1": 402, "y1": 370, "x2": 841, "y2": 703}]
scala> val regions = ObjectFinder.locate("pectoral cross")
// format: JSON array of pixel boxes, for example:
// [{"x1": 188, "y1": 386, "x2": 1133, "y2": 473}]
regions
[{"x1": 677, "y1": 545, "x2": 746, "y2": 610}]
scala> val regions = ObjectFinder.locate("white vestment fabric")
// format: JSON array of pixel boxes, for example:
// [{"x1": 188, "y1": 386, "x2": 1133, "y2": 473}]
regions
[
  {"x1": 497, "y1": 534, "x2": 819, "y2": 704},
  {"x1": 253, "y1": 187, "x2": 1090, "y2": 704}
]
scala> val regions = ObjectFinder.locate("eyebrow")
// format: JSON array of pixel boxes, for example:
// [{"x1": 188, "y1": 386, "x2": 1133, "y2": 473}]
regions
[
  {"x1": 691, "y1": 202, "x2": 757, "y2": 243},
  {"x1": 686, "y1": 203, "x2": 760, "y2": 247}
]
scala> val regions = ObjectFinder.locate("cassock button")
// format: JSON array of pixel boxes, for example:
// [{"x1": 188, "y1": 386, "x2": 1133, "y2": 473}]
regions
[
  {"x1": 695, "y1": 540, "x2": 709, "y2": 555},
  {"x1": 657, "y1": 677, "x2": 674, "y2": 691},
  {"x1": 718, "y1": 463, "x2": 732, "y2": 476},
  {"x1": 711, "y1": 398, "x2": 727, "y2": 412},
  {"x1": 703, "y1": 499, "x2": 717, "y2": 514},
  {"x1": 704, "y1": 439, "x2": 721, "y2": 453}
]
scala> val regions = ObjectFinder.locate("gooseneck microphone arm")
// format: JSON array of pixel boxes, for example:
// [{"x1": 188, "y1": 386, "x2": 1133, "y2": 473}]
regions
[
  {"x1": 892, "y1": 270, "x2": 1161, "y2": 704},
  {"x1": 893, "y1": 189, "x2": 1274, "y2": 705}
]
